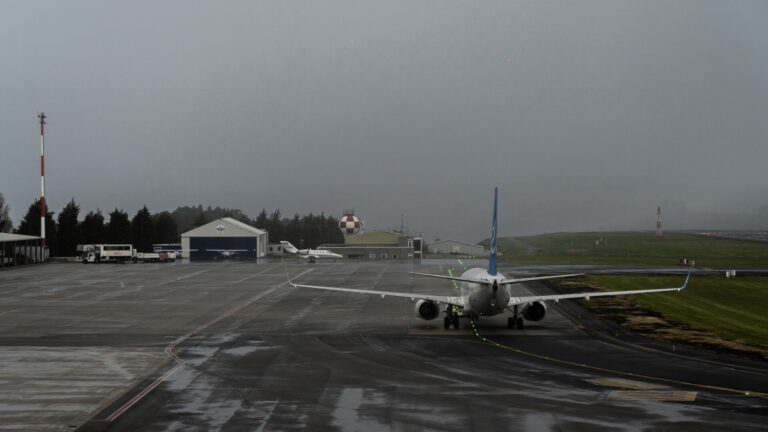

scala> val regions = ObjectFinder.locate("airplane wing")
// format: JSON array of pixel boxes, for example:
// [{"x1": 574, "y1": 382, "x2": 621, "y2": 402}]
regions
[
  {"x1": 507, "y1": 265, "x2": 694, "y2": 306},
  {"x1": 287, "y1": 278, "x2": 464, "y2": 306},
  {"x1": 409, "y1": 272, "x2": 583, "y2": 285}
]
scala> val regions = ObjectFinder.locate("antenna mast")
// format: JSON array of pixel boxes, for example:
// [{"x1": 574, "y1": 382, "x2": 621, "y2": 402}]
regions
[
  {"x1": 656, "y1": 206, "x2": 662, "y2": 240},
  {"x1": 38, "y1": 112, "x2": 47, "y2": 248}
]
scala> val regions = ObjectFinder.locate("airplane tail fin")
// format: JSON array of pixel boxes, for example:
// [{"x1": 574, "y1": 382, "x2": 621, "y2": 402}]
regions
[
  {"x1": 280, "y1": 241, "x2": 299, "y2": 254},
  {"x1": 488, "y1": 187, "x2": 498, "y2": 276}
]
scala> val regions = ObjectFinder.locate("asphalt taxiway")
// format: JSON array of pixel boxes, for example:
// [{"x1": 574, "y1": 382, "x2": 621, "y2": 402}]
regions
[{"x1": 0, "y1": 260, "x2": 765, "y2": 431}]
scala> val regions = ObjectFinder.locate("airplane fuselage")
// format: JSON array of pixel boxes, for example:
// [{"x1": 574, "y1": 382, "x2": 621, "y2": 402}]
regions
[
  {"x1": 459, "y1": 268, "x2": 511, "y2": 317},
  {"x1": 297, "y1": 249, "x2": 343, "y2": 260}
]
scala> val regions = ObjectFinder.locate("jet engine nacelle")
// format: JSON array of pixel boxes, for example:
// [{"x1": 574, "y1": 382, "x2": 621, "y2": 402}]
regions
[
  {"x1": 415, "y1": 299, "x2": 441, "y2": 320},
  {"x1": 522, "y1": 301, "x2": 547, "y2": 321}
]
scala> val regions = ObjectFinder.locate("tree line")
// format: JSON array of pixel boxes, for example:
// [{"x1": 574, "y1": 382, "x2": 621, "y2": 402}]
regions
[{"x1": 2, "y1": 195, "x2": 345, "y2": 256}]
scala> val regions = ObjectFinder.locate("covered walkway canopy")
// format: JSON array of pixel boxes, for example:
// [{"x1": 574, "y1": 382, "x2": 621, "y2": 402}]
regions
[{"x1": 0, "y1": 233, "x2": 47, "y2": 268}]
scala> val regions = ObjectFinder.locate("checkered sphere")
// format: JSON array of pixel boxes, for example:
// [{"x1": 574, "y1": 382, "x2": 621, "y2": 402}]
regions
[{"x1": 339, "y1": 215, "x2": 361, "y2": 235}]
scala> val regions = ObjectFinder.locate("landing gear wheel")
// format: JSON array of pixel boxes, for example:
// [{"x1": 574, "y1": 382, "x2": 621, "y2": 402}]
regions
[
  {"x1": 507, "y1": 317, "x2": 515, "y2": 329},
  {"x1": 516, "y1": 317, "x2": 524, "y2": 329},
  {"x1": 452, "y1": 315, "x2": 460, "y2": 329},
  {"x1": 443, "y1": 316, "x2": 451, "y2": 329}
]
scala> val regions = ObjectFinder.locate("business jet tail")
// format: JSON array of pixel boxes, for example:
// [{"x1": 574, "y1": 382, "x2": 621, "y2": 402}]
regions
[{"x1": 280, "y1": 241, "x2": 299, "y2": 254}]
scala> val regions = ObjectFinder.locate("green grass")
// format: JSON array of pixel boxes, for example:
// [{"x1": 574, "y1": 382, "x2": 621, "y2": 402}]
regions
[
  {"x1": 589, "y1": 275, "x2": 768, "y2": 350},
  {"x1": 485, "y1": 237, "x2": 528, "y2": 257},
  {"x1": 486, "y1": 232, "x2": 768, "y2": 267}
]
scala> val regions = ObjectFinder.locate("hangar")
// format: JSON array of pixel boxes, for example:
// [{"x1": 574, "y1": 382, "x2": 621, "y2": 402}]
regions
[
  {"x1": 180, "y1": 217, "x2": 267, "y2": 261},
  {"x1": 319, "y1": 230, "x2": 422, "y2": 260},
  {"x1": 427, "y1": 239, "x2": 488, "y2": 257},
  {"x1": 0, "y1": 233, "x2": 47, "y2": 268}
]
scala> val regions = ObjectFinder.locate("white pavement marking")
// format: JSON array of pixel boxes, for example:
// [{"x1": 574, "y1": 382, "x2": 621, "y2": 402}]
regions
[
  {"x1": 0, "y1": 347, "x2": 164, "y2": 429},
  {"x1": 228, "y1": 266, "x2": 278, "y2": 285},
  {"x1": 156, "y1": 268, "x2": 215, "y2": 286},
  {"x1": 103, "y1": 267, "x2": 315, "y2": 422}
]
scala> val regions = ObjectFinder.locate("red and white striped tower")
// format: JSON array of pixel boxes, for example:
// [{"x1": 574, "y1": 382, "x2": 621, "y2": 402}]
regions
[
  {"x1": 38, "y1": 112, "x2": 46, "y2": 247},
  {"x1": 656, "y1": 206, "x2": 662, "y2": 240}
]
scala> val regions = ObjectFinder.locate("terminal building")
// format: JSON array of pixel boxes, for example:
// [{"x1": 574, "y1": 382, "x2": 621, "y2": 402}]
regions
[
  {"x1": 181, "y1": 217, "x2": 267, "y2": 261},
  {"x1": 426, "y1": 239, "x2": 488, "y2": 257},
  {"x1": 319, "y1": 230, "x2": 422, "y2": 260}
]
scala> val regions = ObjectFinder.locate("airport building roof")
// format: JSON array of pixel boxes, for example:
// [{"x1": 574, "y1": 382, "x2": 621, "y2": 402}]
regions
[
  {"x1": 427, "y1": 239, "x2": 489, "y2": 256},
  {"x1": 345, "y1": 230, "x2": 404, "y2": 245},
  {"x1": 0, "y1": 233, "x2": 41, "y2": 242},
  {"x1": 429, "y1": 239, "x2": 484, "y2": 248},
  {"x1": 181, "y1": 217, "x2": 266, "y2": 238}
]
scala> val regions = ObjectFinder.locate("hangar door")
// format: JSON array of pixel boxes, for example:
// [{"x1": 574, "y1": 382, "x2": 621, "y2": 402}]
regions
[{"x1": 189, "y1": 237, "x2": 259, "y2": 260}]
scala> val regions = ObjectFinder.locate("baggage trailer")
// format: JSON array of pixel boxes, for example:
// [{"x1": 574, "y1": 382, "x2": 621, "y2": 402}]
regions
[{"x1": 132, "y1": 250, "x2": 175, "y2": 263}]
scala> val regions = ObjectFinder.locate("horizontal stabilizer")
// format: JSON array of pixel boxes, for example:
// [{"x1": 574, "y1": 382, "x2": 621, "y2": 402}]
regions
[
  {"x1": 409, "y1": 271, "x2": 488, "y2": 284},
  {"x1": 498, "y1": 273, "x2": 583, "y2": 285}
]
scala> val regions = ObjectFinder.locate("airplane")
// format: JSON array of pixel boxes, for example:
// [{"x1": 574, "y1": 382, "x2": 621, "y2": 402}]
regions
[
  {"x1": 207, "y1": 249, "x2": 247, "y2": 259},
  {"x1": 288, "y1": 187, "x2": 694, "y2": 330},
  {"x1": 280, "y1": 241, "x2": 343, "y2": 263}
]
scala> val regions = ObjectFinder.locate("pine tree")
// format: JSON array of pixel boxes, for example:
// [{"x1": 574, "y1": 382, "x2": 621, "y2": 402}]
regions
[
  {"x1": 131, "y1": 206, "x2": 153, "y2": 252},
  {"x1": 105, "y1": 209, "x2": 131, "y2": 244},
  {"x1": 81, "y1": 210, "x2": 105, "y2": 244},
  {"x1": 0, "y1": 193, "x2": 11, "y2": 233},
  {"x1": 153, "y1": 212, "x2": 178, "y2": 244},
  {"x1": 15, "y1": 199, "x2": 57, "y2": 254},
  {"x1": 57, "y1": 199, "x2": 81, "y2": 256}
]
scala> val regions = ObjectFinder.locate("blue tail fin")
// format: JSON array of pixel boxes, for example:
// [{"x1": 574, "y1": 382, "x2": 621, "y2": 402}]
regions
[{"x1": 488, "y1": 187, "x2": 498, "y2": 276}]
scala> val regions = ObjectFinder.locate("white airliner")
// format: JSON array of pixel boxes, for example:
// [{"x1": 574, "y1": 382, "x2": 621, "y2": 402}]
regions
[
  {"x1": 289, "y1": 188, "x2": 693, "y2": 329},
  {"x1": 281, "y1": 241, "x2": 343, "y2": 263}
]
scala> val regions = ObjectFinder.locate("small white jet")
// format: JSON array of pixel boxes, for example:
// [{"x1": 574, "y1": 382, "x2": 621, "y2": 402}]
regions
[
  {"x1": 281, "y1": 241, "x2": 343, "y2": 263},
  {"x1": 288, "y1": 187, "x2": 694, "y2": 329}
]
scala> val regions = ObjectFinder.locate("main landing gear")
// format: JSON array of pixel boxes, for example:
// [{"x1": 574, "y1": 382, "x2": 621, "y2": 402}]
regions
[
  {"x1": 443, "y1": 307, "x2": 461, "y2": 329},
  {"x1": 507, "y1": 316, "x2": 524, "y2": 329},
  {"x1": 443, "y1": 314, "x2": 460, "y2": 329},
  {"x1": 507, "y1": 305, "x2": 524, "y2": 329}
]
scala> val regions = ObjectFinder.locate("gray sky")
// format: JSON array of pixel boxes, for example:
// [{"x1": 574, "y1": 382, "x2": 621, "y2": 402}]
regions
[{"x1": 2, "y1": 1, "x2": 767, "y2": 242}]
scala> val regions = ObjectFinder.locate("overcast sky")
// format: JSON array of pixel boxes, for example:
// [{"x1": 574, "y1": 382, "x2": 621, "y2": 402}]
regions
[{"x1": 2, "y1": 1, "x2": 767, "y2": 242}]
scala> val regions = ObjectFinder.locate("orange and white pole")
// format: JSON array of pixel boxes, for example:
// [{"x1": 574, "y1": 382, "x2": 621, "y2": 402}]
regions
[{"x1": 38, "y1": 112, "x2": 46, "y2": 247}]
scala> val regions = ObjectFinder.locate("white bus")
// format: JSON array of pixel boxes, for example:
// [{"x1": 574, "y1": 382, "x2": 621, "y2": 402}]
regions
[{"x1": 81, "y1": 244, "x2": 133, "y2": 263}]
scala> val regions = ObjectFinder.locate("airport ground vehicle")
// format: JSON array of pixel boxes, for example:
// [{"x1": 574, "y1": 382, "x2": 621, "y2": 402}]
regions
[
  {"x1": 132, "y1": 250, "x2": 175, "y2": 263},
  {"x1": 80, "y1": 244, "x2": 133, "y2": 263},
  {"x1": 153, "y1": 243, "x2": 182, "y2": 259}
]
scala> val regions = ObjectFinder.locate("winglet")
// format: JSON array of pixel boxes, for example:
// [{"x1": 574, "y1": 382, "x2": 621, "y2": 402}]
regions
[
  {"x1": 679, "y1": 264, "x2": 695, "y2": 291},
  {"x1": 488, "y1": 187, "x2": 498, "y2": 276}
]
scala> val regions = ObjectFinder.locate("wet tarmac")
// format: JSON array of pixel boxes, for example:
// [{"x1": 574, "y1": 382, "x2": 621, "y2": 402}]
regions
[{"x1": 0, "y1": 260, "x2": 765, "y2": 431}]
